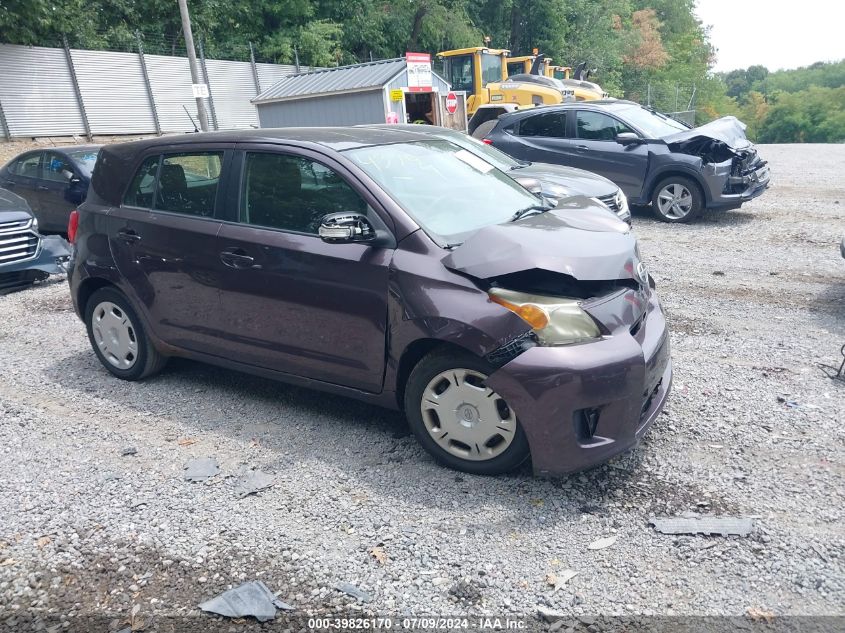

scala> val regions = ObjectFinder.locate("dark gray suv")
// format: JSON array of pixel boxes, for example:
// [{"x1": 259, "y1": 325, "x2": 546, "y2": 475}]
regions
[{"x1": 482, "y1": 100, "x2": 770, "y2": 223}]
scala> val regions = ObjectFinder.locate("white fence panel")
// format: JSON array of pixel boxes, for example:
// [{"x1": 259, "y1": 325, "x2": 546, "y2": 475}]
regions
[
  {"x1": 0, "y1": 44, "x2": 303, "y2": 138},
  {"x1": 0, "y1": 44, "x2": 86, "y2": 137},
  {"x1": 204, "y1": 58, "x2": 259, "y2": 129},
  {"x1": 145, "y1": 53, "x2": 209, "y2": 133},
  {"x1": 71, "y1": 48, "x2": 157, "y2": 134}
]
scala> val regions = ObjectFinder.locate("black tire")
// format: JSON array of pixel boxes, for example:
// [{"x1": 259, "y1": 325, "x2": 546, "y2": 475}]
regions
[
  {"x1": 403, "y1": 348, "x2": 530, "y2": 475},
  {"x1": 650, "y1": 175, "x2": 704, "y2": 223},
  {"x1": 84, "y1": 287, "x2": 167, "y2": 381}
]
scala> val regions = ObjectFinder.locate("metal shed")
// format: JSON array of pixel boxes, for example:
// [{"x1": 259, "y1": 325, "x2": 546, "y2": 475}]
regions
[{"x1": 253, "y1": 57, "x2": 465, "y2": 129}]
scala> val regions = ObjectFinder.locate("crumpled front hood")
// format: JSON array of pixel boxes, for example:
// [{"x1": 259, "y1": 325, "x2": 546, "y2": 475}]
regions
[
  {"x1": 442, "y1": 197, "x2": 639, "y2": 282},
  {"x1": 514, "y1": 163, "x2": 618, "y2": 198},
  {"x1": 662, "y1": 115, "x2": 751, "y2": 150}
]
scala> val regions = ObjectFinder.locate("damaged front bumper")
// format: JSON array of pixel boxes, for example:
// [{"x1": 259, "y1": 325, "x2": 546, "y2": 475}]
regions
[
  {"x1": 486, "y1": 288, "x2": 671, "y2": 476},
  {"x1": 703, "y1": 154, "x2": 770, "y2": 210},
  {"x1": 0, "y1": 234, "x2": 71, "y2": 294}
]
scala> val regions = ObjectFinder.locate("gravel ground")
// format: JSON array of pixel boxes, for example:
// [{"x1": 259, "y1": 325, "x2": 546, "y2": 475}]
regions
[{"x1": 0, "y1": 143, "x2": 843, "y2": 632}]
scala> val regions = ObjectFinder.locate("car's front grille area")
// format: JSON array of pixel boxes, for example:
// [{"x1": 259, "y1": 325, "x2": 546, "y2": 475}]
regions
[
  {"x1": 597, "y1": 193, "x2": 620, "y2": 213},
  {"x1": 0, "y1": 222, "x2": 39, "y2": 265}
]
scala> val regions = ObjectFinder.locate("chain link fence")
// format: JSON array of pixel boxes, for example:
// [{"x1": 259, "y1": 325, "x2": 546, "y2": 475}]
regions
[{"x1": 623, "y1": 83, "x2": 697, "y2": 125}]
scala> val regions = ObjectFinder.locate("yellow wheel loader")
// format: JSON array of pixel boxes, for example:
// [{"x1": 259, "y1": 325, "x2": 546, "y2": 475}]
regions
[{"x1": 437, "y1": 47, "x2": 562, "y2": 116}]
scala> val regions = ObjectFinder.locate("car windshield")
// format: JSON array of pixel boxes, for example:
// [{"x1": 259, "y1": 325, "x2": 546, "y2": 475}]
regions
[
  {"x1": 344, "y1": 140, "x2": 543, "y2": 246},
  {"x1": 426, "y1": 128, "x2": 522, "y2": 171},
  {"x1": 614, "y1": 105, "x2": 688, "y2": 138},
  {"x1": 66, "y1": 149, "x2": 99, "y2": 176}
]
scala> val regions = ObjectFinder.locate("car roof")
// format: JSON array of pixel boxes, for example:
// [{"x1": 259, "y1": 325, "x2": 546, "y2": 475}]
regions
[
  {"x1": 106, "y1": 127, "x2": 434, "y2": 156},
  {"x1": 88, "y1": 126, "x2": 443, "y2": 208},
  {"x1": 498, "y1": 99, "x2": 641, "y2": 121}
]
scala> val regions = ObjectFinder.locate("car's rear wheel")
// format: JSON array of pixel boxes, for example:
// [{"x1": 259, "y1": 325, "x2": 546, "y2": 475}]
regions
[
  {"x1": 84, "y1": 287, "x2": 167, "y2": 381},
  {"x1": 651, "y1": 176, "x2": 704, "y2": 223},
  {"x1": 404, "y1": 348, "x2": 530, "y2": 475}
]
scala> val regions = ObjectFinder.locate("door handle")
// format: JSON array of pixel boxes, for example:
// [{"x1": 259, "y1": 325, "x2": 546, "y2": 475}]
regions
[
  {"x1": 219, "y1": 249, "x2": 257, "y2": 269},
  {"x1": 36, "y1": 185, "x2": 50, "y2": 191},
  {"x1": 116, "y1": 228, "x2": 141, "y2": 244},
  {"x1": 574, "y1": 144, "x2": 589, "y2": 152}
]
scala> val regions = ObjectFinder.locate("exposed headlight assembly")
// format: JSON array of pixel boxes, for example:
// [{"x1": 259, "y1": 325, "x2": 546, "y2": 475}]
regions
[{"x1": 488, "y1": 287, "x2": 601, "y2": 346}]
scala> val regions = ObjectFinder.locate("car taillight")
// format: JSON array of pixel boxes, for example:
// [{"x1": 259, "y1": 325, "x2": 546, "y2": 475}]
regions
[
  {"x1": 482, "y1": 138, "x2": 493, "y2": 145},
  {"x1": 68, "y1": 209, "x2": 79, "y2": 244}
]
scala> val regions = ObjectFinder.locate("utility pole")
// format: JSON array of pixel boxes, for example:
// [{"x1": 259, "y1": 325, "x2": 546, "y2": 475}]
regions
[{"x1": 177, "y1": 0, "x2": 209, "y2": 131}]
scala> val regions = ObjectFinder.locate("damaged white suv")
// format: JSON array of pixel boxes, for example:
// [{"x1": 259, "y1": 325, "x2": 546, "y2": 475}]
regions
[{"x1": 481, "y1": 100, "x2": 770, "y2": 223}]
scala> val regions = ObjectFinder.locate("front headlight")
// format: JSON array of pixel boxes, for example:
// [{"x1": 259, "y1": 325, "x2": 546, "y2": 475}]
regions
[
  {"x1": 615, "y1": 190, "x2": 631, "y2": 222},
  {"x1": 488, "y1": 287, "x2": 602, "y2": 346}
]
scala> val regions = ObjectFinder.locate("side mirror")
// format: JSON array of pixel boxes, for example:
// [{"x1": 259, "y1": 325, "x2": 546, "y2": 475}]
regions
[
  {"x1": 513, "y1": 176, "x2": 543, "y2": 195},
  {"x1": 616, "y1": 132, "x2": 642, "y2": 146},
  {"x1": 318, "y1": 212, "x2": 376, "y2": 243}
]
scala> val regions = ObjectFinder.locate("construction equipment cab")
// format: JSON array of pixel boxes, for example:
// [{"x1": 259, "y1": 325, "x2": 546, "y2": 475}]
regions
[{"x1": 438, "y1": 47, "x2": 561, "y2": 116}]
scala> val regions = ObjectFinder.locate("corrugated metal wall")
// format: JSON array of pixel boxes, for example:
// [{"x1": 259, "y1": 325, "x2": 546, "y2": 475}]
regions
[
  {"x1": 204, "y1": 58, "x2": 258, "y2": 130},
  {"x1": 0, "y1": 44, "x2": 302, "y2": 138},
  {"x1": 0, "y1": 44, "x2": 86, "y2": 137},
  {"x1": 256, "y1": 90, "x2": 387, "y2": 127},
  {"x1": 144, "y1": 52, "x2": 207, "y2": 133},
  {"x1": 71, "y1": 49, "x2": 157, "y2": 134}
]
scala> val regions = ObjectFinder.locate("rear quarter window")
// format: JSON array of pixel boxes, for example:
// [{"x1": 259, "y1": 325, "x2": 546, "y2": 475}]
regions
[{"x1": 124, "y1": 156, "x2": 160, "y2": 208}]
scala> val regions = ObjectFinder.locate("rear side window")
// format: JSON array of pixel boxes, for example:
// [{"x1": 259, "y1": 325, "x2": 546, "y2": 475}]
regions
[
  {"x1": 518, "y1": 112, "x2": 567, "y2": 138},
  {"x1": 124, "y1": 156, "x2": 160, "y2": 208},
  {"x1": 9, "y1": 153, "x2": 41, "y2": 178},
  {"x1": 242, "y1": 152, "x2": 367, "y2": 234},
  {"x1": 154, "y1": 153, "x2": 222, "y2": 217},
  {"x1": 42, "y1": 152, "x2": 74, "y2": 183},
  {"x1": 576, "y1": 111, "x2": 633, "y2": 140}
]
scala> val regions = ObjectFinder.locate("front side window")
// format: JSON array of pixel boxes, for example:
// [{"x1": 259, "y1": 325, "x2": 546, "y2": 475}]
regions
[
  {"x1": 242, "y1": 152, "x2": 367, "y2": 234},
  {"x1": 66, "y1": 149, "x2": 99, "y2": 177},
  {"x1": 124, "y1": 156, "x2": 160, "y2": 208},
  {"x1": 611, "y1": 105, "x2": 687, "y2": 138},
  {"x1": 518, "y1": 112, "x2": 567, "y2": 138},
  {"x1": 42, "y1": 152, "x2": 75, "y2": 183},
  {"x1": 576, "y1": 111, "x2": 634, "y2": 141},
  {"x1": 480, "y1": 53, "x2": 503, "y2": 87},
  {"x1": 345, "y1": 140, "x2": 542, "y2": 245},
  {"x1": 10, "y1": 153, "x2": 41, "y2": 178},
  {"x1": 444, "y1": 54, "x2": 474, "y2": 93},
  {"x1": 154, "y1": 152, "x2": 222, "y2": 217}
]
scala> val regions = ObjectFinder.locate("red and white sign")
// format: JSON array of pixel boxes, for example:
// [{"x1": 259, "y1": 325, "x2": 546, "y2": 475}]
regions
[
  {"x1": 406, "y1": 52, "x2": 432, "y2": 92},
  {"x1": 445, "y1": 91, "x2": 458, "y2": 114}
]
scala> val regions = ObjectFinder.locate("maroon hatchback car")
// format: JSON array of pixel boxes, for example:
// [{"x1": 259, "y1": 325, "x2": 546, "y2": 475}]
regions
[{"x1": 67, "y1": 128, "x2": 671, "y2": 476}]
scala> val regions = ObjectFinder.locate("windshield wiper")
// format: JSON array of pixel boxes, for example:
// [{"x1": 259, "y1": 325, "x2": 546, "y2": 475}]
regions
[
  {"x1": 510, "y1": 204, "x2": 551, "y2": 222},
  {"x1": 508, "y1": 160, "x2": 532, "y2": 171}
]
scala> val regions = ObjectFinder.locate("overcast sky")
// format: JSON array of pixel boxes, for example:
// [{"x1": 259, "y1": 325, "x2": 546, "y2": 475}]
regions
[{"x1": 695, "y1": 0, "x2": 845, "y2": 72}]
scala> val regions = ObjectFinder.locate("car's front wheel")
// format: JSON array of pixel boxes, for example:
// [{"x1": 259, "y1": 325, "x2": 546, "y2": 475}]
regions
[
  {"x1": 651, "y1": 176, "x2": 704, "y2": 223},
  {"x1": 404, "y1": 348, "x2": 530, "y2": 475},
  {"x1": 84, "y1": 287, "x2": 167, "y2": 381}
]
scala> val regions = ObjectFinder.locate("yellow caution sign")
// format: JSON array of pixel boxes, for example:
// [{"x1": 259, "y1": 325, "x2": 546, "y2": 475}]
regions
[{"x1": 390, "y1": 89, "x2": 404, "y2": 102}]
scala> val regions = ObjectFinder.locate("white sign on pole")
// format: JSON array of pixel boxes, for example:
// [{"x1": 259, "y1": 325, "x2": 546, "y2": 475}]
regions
[{"x1": 192, "y1": 83, "x2": 210, "y2": 98}]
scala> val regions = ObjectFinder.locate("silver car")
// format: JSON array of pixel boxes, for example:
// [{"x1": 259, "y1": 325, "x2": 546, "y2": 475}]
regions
[{"x1": 368, "y1": 124, "x2": 631, "y2": 224}]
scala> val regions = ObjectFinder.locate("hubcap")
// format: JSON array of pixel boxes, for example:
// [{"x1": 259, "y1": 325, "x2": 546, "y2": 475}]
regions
[
  {"x1": 91, "y1": 301, "x2": 139, "y2": 370},
  {"x1": 420, "y1": 368, "x2": 517, "y2": 462},
  {"x1": 657, "y1": 183, "x2": 693, "y2": 219}
]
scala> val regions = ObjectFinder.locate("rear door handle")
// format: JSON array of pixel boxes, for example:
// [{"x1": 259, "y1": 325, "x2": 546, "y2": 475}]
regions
[
  {"x1": 220, "y1": 249, "x2": 258, "y2": 269},
  {"x1": 574, "y1": 144, "x2": 589, "y2": 152},
  {"x1": 116, "y1": 228, "x2": 141, "y2": 244},
  {"x1": 36, "y1": 185, "x2": 50, "y2": 191}
]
